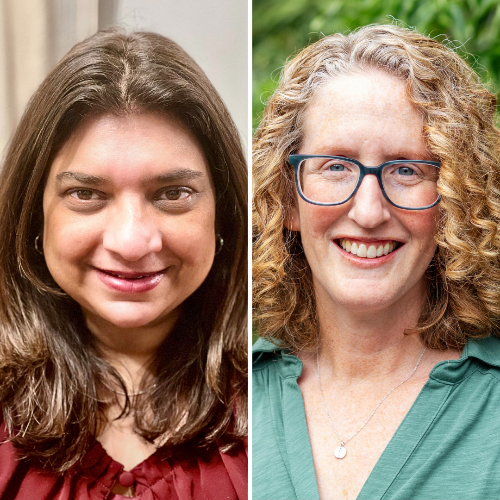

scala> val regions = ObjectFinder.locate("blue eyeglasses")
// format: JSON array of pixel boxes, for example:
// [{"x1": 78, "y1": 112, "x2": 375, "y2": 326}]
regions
[{"x1": 288, "y1": 155, "x2": 441, "y2": 210}]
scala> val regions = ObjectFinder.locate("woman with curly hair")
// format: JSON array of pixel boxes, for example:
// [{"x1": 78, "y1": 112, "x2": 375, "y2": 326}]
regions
[
  {"x1": 0, "y1": 28, "x2": 247, "y2": 499},
  {"x1": 253, "y1": 24, "x2": 500, "y2": 500}
]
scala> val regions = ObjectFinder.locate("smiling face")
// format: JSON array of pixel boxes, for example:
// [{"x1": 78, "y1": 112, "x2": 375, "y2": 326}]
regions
[
  {"x1": 289, "y1": 70, "x2": 439, "y2": 315},
  {"x1": 43, "y1": 113, "x2": 216, "y2": 333}
]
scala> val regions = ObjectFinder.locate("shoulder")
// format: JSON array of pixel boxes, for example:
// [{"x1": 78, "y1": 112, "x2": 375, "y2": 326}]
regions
[
  {"x1": 466, "y1": 334, "x2": 500, "y2": 369},
  {"x1": 430, "y1": 335, "x2": 500, "y2": 386},
  {"x1": 252, "y1": 338, "x2": 304, "y2": 399},
  {"x1": 252, "y1": 337, "x2": 282, "y2": 371},
  {"x1": 0, "y1": 410, "x2": 12, "y2": 444},
  {"x1": 0, "y1": 415, "x2": 33, "y2": 496},
  {"x1": 463, "y1": 335, "x2": 500, "y2": 387},
  {"x1": 383, "y1": 336, "x2": 500, "y2": 499},
  {"x1": 252, "y1": 339, "x2": 317, "y2": 500},
  {"x1": 252, "y1": 336, "x2": 301, "y2": 417},
  {"x1": 252, "y1": 337, "x2": 302, "y2": 458}
]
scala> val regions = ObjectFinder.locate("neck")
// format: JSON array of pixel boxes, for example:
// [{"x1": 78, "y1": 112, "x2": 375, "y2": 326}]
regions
[
  {"x1": 85, "y1": 310, "x2": 180, "y2": 391},
  {"x1": 309, "y1": 279, "x2": 426, "y2": 383}
]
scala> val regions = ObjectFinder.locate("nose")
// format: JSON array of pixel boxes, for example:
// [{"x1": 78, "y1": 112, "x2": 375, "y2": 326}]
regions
[
  {"x1": 347, "y1": 175, "x2": 391, "y2": 228},
  {"x1": 102, "y1": 197, "x2": 162, "y2": 261}
]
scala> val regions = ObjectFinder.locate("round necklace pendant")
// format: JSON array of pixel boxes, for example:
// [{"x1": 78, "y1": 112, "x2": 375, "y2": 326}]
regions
[{"x1": 334, "y1": 445, "x2": 347, "y2": 459}]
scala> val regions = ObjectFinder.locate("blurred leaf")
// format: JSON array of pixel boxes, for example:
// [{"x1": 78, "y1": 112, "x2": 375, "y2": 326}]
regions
[{"x1": 253, "y1": 0, "x2": 500, "y2": 129}]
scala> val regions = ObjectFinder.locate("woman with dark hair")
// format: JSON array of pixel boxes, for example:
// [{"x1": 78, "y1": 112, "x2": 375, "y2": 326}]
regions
[
  {"x1": 253, "y1": 25, "x2": 500, "y2": 500},
  {"x1": 0, "y1": 28, "x2": 247, "y2": 499}
]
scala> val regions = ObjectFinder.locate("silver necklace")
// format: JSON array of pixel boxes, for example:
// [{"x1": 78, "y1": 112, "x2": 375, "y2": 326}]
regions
[{"x1": 316, "y1": 347, "x2": 426, "y2": 459}]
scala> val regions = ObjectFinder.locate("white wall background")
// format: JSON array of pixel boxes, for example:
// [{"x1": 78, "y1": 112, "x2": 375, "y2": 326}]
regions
[
  {"x1": 0, "y1": 0, "x2": 248, "y2": 160},
  {"x1": 99, "y1": 0, "x2": 248, "y2": 151}
]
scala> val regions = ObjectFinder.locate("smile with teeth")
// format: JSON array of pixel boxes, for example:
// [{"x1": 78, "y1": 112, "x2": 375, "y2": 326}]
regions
[
  {"x1": 110, "y1": 273, "x2": 148, "y2": 280},
  {"x1": 338, "y1": 239, "x2": 400, "y2": 258},
  {"x1": 103, "y1": 270, "x2": 162, "y2": 280}
]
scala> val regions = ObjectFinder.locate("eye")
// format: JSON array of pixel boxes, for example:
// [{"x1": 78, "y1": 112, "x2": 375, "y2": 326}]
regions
[
  {"x1": 157, "y1": 187, "x2": 193, "y2": 201},
  {"x1": 69, "y1": 189, "x2": 101, "y2": 200},
  {"x1": 396, "y1": 166, "x2": 416, "y2": 176},
  {"x1": 327, "y1": 164, "x2": 346, "y2": 172}
]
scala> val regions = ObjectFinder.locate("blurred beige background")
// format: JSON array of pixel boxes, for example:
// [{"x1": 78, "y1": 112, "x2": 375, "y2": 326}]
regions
[{"x1": 0, "y1": 0, "x2": 248, "y2": 161}]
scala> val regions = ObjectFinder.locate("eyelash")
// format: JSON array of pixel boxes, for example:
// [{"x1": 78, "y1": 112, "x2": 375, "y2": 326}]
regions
[
  {"x1": 155, "y1": 187, "x2": 195, "y2": 201},
  {"x1": 65, "y1": 186, "x2": 196, "y2": 205},
  {"x1": 68, "y1": 189, "x2": 104, "y2": 201}
]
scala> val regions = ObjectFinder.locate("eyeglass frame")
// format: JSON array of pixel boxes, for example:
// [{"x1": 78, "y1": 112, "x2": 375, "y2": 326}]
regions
[{"x1": 288, "y1": 154, "x2": 441, "y2": 211}]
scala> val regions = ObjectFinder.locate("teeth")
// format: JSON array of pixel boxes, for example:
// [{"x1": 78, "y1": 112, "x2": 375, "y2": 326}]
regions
[
  {"x1": 112, "y1": 273, "x2": 146, "y2": 279},
  {"x1": 367, "y1": 245, "x2": 377, "y2": 258},
  {"x1": 339, "y1": 239, "x2": 398, "y2": 258},
  {"x1": 357, "y1": 244, "x2": 367, "y2": 258}
]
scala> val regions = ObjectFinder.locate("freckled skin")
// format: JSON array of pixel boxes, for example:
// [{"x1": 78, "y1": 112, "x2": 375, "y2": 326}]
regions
[
  {"x1": 43, "y1": 113, "x2": 216, "y2": 336},
  {"x1": 289, "y1": 70, "x2": 439, "y2": 317},
  {"x1": 288, "y1": 71, "x2": 447, "y2": 500}
]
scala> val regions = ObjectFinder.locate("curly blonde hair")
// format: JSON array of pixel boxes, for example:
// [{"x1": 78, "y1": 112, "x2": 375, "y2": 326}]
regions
[{"x1": 253, "y1": 24, "x2": 500, "y2": 351}]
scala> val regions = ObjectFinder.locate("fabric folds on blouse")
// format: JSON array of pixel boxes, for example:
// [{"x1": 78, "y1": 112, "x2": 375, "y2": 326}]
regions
[
  {"x1": 0, "y1": 420, "x2": 247, "y2": 500},
  {"x1": 253, "y1": 335, "x2": 500, "y2": 500}
]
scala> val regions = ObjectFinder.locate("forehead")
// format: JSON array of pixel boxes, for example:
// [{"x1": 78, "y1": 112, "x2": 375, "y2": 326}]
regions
[
  {"x1": 299, "y1": 70, "x2": 427, "y2": 158},
  {"x1": 48, "y1": 112, "x2": 210, "y2": 184}
]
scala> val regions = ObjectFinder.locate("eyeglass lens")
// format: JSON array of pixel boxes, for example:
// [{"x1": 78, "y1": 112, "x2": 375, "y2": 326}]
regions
[{"x1": 298, "y1": 157, "x2": 439, "y2": 209}]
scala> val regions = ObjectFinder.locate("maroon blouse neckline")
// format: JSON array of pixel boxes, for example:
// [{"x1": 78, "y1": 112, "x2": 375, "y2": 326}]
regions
[{"x1": 79, "y1": 436, "x2": 169, "y2": 475}]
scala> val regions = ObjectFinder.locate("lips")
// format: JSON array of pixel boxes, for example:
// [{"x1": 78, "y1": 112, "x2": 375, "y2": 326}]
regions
[{"x1": 95, "y1": 268, "x2": 166, "y2": 293}]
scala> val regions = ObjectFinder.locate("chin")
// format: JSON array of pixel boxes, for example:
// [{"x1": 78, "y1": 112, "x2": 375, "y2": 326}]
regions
[
  {"x1": 335, "y1": 293, "x2": 396, "y2": 312},
  {"x1": 317, "y1": 277, "x2": 405, "y2": 312},
  {"x1": 89, "y1": 302, "x2": 175, "y2": 330},
  {"x1": 105, "y1": 315, "x2": 155, "y2": 329},
  {"x1": 334, "y1": 276, "x2": 424, "y2": 313}
]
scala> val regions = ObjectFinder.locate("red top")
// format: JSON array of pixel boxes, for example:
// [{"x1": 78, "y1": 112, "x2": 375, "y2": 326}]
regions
[{"x1": 0, "y1": 420, "x2": 247, "y2": 500}]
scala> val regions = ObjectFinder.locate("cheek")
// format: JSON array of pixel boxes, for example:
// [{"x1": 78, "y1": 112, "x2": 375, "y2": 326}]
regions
[
  {"x1": 298, "y1": 203, "x2": 345, "y2": 240},
  {"x1": 404, "y1": 207, "x2": 439, "y2": 252},
  {"x1": 155, "y1": 199, "x2": 217, "y2": 264},
  {"x1": 43, "y1": 210, "x2": 101, "y2": 265},
  {"x1": 164, "y1": 215, "x2": 216, "y2": 263}
]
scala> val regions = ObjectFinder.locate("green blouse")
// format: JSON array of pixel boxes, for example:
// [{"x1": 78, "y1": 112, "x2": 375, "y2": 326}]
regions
[{"x1": 253, "y1": 335, "x2": 500, "y2": 500}]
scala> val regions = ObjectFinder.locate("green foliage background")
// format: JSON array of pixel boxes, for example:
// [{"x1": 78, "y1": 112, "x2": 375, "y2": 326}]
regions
[{"x1": 253, "y1": 0, "x2": 500, "y2": 130}]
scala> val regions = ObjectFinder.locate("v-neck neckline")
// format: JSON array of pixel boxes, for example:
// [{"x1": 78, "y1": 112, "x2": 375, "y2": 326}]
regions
[
  {"x1": 356, "y1": 375, "x2": 452, "y2": 499},
  {"x1": 82, "y1": 436, "x2": 167, "y2": 475}
]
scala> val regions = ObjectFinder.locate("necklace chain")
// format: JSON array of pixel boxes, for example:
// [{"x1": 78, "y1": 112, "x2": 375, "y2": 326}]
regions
[{"x1": 317, "y1": 346, "x2": 426, "y2": 456}]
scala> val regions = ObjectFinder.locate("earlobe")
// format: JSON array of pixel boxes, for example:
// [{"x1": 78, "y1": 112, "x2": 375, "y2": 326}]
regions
[{"x1": 284, "y1": 206, "x2": 300, "y2": 232}]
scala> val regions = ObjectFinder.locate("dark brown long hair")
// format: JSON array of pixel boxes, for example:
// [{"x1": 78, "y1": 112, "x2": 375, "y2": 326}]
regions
[{"x1": 0, "y1": 28, "x2": 247, "y2": 472}]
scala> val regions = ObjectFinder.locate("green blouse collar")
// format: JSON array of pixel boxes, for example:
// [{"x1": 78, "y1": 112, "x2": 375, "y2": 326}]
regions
[{"x1": 253, "y1": 335, "x2": 500, "y2": 383}]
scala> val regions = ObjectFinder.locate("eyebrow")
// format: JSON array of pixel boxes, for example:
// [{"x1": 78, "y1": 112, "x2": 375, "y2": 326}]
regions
[
  {"x1": 56, "y1": 172, "x2": 106, "y2": 185},
  {"x1": 55, "y1": 168, "x2": 204, "y2": 185},
  {"x1": 150, "y1": 169, "x2": 204, "y2": 183}
]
